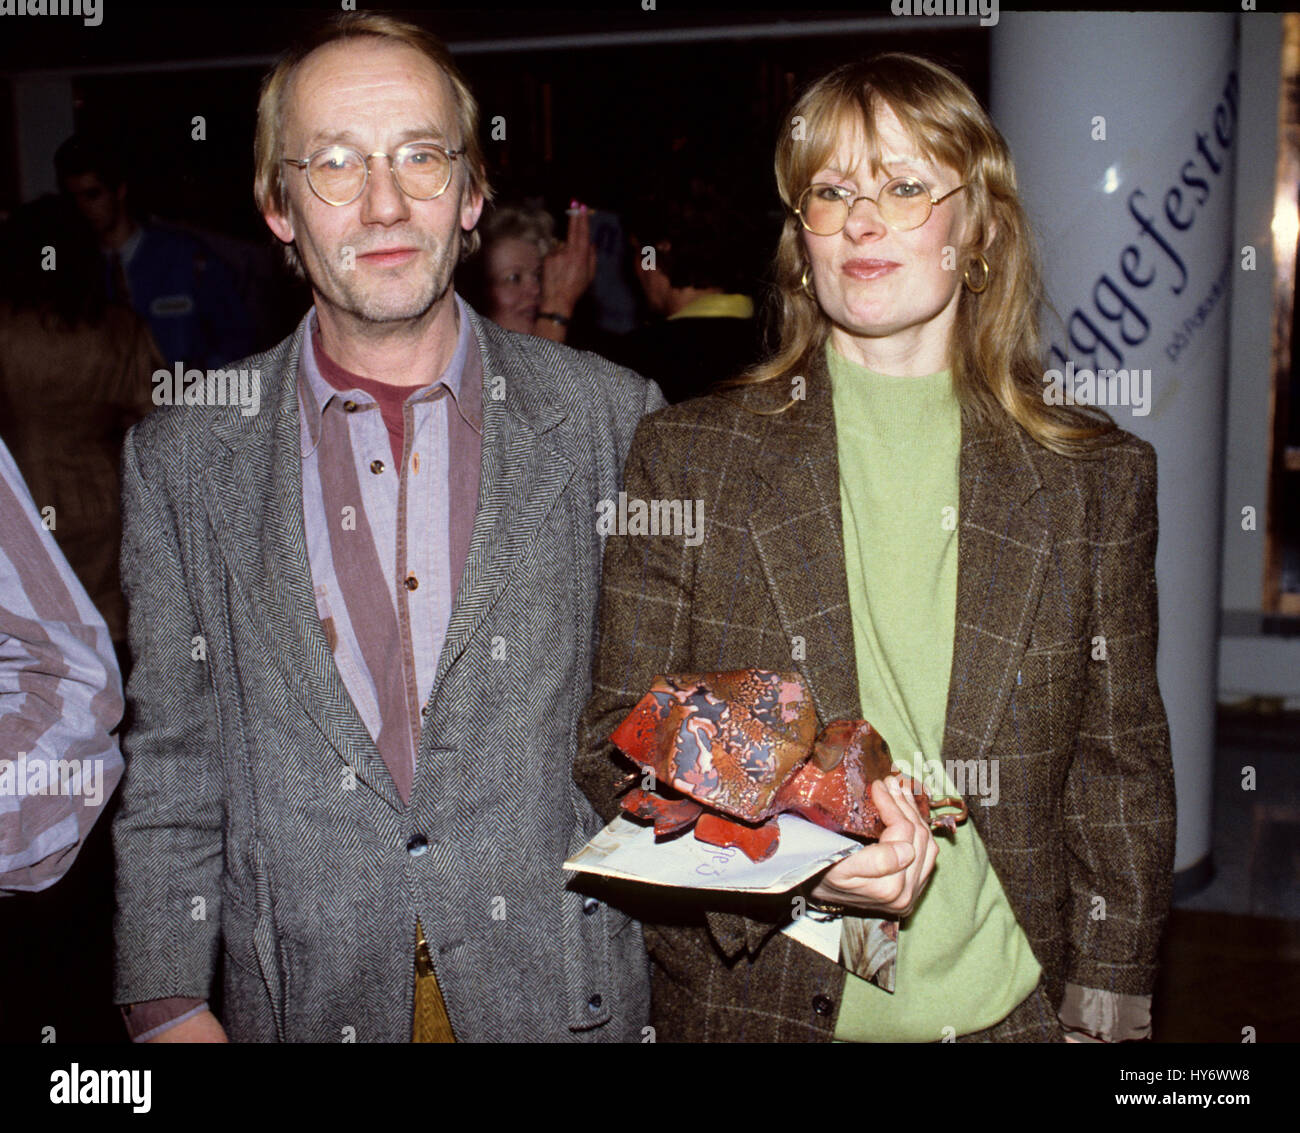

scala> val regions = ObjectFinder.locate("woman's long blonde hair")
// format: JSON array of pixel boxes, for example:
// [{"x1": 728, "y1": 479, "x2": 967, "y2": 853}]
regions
[{"x1": 732, "y1": 53, "x2": 1114, "y2": 455}]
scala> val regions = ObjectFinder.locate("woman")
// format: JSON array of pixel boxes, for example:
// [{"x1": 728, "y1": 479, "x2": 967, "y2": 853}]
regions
[
  {"x1": 462, "y1": 201, "x2": 595, "y2": 343},
  {"x1": 0, "y1": 194, "x2": 161, "y2": 670},
  {"x1": 575, "y1": 53, "x2": 1175, "y2": 1043}
]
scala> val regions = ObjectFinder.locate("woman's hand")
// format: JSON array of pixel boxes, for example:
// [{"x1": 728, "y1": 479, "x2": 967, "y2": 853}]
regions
[
  {"x1": 809, "y1": 775, "x2": 938, "y2": 918},
  {"x1": 540, "y1": 205, "x2": 597, "y2": 319}
]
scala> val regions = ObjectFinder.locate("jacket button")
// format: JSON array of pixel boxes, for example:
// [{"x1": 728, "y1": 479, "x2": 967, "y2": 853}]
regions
[
  {"x1": 587, "y1": 994, "x2": 602, "y2": 1013},
  {"x1": 582, "y1": 897, "x2": 600, "y2": 915},
  {"x1": 370, "y1": 459, "x2": 384, "y2": 474},
  {"x1": 406, "y1": 835, "x2": 428, "y2": 856},
  {"x1": 812, "y1": 994, "x2": 834, "y2": 1017},
  {"x1": 405, "y1": 574, "x2": 419, "y2": 591},
  {"x1": 343, "y1": 399, "x2": 358, "y2": 412}
]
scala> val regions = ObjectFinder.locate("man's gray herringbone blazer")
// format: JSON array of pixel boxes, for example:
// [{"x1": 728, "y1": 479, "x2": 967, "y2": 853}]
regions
[{"x1": 112, "y1": 303, "x2": 663, "y2": 1042}]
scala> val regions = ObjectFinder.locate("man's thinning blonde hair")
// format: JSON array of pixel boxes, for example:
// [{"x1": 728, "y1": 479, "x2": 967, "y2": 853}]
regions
[{"x1": 253, "y1": 11, "x2": 494, "y2": 279}]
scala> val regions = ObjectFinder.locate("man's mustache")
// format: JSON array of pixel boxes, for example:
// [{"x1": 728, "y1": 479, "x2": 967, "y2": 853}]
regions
[{"x1": 344, "y1": 232, "x2": 442, "y2": 256}]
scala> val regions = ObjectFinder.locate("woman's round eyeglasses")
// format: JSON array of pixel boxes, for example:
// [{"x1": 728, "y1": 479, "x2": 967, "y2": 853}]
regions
[
  {"x1": 795, "y1": 177, "x2": 966, "y2": 235},
  {"x1": 283, "y1": 142, "x2": 463, "y2": 207}
]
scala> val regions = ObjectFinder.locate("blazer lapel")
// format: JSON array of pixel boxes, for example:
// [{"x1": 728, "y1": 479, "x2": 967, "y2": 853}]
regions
[
  {"x1": 432, "y1": 307, "x2": 576, "y2": 689},
  {"x1": 746, "y1": 351, "x2": 1051, "y2": 777},
  {"x1": 202, "y1": 324, "x2": 401, "y2": 809},
  {"x1": 725, "y1": 357, "x2": 1052, "y2": 977},
  {"x1": 942, "y1": 414, "x2": 1051, "y2": 768},
  {"x1": 747, "y1": 352, "x2": 862, "y2": 726}
]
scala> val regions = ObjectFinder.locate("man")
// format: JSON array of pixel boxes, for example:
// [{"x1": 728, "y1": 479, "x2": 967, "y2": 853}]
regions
[
  {"x1": 56, "y1": 132, "x2": 255, "y2": 370},
  {"x1": 605, "y1": 192, "x2": 762, "y2": 403},
  {"x1": 113, "y1": 12, "x2": 661, "y2": 1043},
  {"x1": 0, "y1": 434, "x2": 123, "y2": 895}
]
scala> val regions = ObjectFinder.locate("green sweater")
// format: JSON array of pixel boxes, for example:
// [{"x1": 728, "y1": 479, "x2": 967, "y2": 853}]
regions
[{"x1": 826, "y1": 342, "x2": 1041, "y2": 1042}]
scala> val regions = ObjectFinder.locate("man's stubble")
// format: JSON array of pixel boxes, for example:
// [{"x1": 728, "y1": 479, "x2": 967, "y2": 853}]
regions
[{"x1": 314, "y1": 228, "x2": 461, "y2": 327}]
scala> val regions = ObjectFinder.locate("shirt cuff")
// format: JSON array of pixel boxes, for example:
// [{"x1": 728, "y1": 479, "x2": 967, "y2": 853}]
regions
[
  {"x1": 121, "y1": 997, "x2": 209, "y2": 1042},
  {"x1": 1059, "y1": 983, "x2": 1152, "y2": 1042}
]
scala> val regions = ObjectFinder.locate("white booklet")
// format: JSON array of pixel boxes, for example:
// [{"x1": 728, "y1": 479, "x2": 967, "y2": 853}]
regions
[
  {"x1": 564, "y1": 812, "x2": 860, "y2": 894},
  {"x1": 567, "y1": 813, "x2": 906, "y2": 986}
]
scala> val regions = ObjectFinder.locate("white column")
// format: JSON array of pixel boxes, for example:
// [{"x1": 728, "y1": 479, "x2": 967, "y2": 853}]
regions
[{"x1": 991, "y1": 13, "x2": 1240, "y2": 885}]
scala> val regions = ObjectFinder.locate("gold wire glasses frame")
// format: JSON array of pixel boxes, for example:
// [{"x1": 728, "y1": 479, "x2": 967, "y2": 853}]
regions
[
  {"x1": 795, "y1": 177, "x2": 967, "y2": 235},
  {"x1": 283, "y1": 141, "x2": 465, "y2": 207}
]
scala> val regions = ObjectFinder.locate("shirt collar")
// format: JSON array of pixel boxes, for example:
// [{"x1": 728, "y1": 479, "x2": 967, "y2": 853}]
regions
[
  {"x1": 666, "y1": 292, "x2": 754, "y2": 321},
  {"x1": 115, "y1": 226, "x2": 144, "y2": 265},
  {"x1": 297, "y1": 291, "x2": 479, "y2": 450}
]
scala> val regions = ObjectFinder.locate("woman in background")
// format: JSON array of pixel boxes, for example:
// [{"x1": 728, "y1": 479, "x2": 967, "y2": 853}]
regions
[
  {"x1": 462, "y1": 201, "x2": 595, "y2": 343},
  {"x1": 0, "y1": 194, "x2": 161, "y2": 668}
]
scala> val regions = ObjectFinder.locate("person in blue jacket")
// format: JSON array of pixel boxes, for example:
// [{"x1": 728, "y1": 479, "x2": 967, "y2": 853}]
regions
[{"x1": 55, "y1": 132, "x2": 254, "y2": 370}]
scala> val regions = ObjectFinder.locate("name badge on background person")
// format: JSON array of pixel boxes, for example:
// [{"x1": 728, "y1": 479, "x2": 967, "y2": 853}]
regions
[{"x1": 150, "y1": 294, "x2": 195, "y2": 317}]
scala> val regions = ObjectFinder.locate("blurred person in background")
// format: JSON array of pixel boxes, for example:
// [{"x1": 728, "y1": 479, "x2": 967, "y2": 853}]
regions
[
  {"x1": 0, "y1": 193, "x2": 162, "y2": 668},
  {"x1": 460, "y1": 200, "x2": 595, "y2": 343},
  {"x1": 55, "y1": 131, "x2": 255, "y2": 370},
  {"x1": 611, "y1": 187, "x2": 764, "y2": 403}
]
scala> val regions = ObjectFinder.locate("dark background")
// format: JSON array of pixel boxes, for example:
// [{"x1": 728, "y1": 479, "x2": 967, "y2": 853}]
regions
[
  {"x1": 0, "y1": 3, "x2": 991, "y2": 349},
  {"x1": 0, "y1": 1, "x2": 1295, "y2": 1053}
]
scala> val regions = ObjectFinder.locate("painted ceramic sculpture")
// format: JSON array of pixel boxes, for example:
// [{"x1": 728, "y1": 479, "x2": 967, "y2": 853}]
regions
[{"x1": 612, "y1": 668, "x2": 967, "y2": 863}]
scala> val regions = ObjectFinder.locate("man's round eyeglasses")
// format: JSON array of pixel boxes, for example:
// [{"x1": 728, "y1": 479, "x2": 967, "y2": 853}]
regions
[
  {"x1": 283, "y1": 142, "x2": 464, "y2": 207},
  {"x1": 795, "y1": 177, "x2": 967, "y2": 235}
]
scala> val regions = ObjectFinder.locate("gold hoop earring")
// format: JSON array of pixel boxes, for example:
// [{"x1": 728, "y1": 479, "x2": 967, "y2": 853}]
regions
[
  {"x1": 800, "y1": 264, "x2": 815, "y2": 298},
  {"x1": 963, "y1": 253, "x2": 990, "y2": 294}
]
